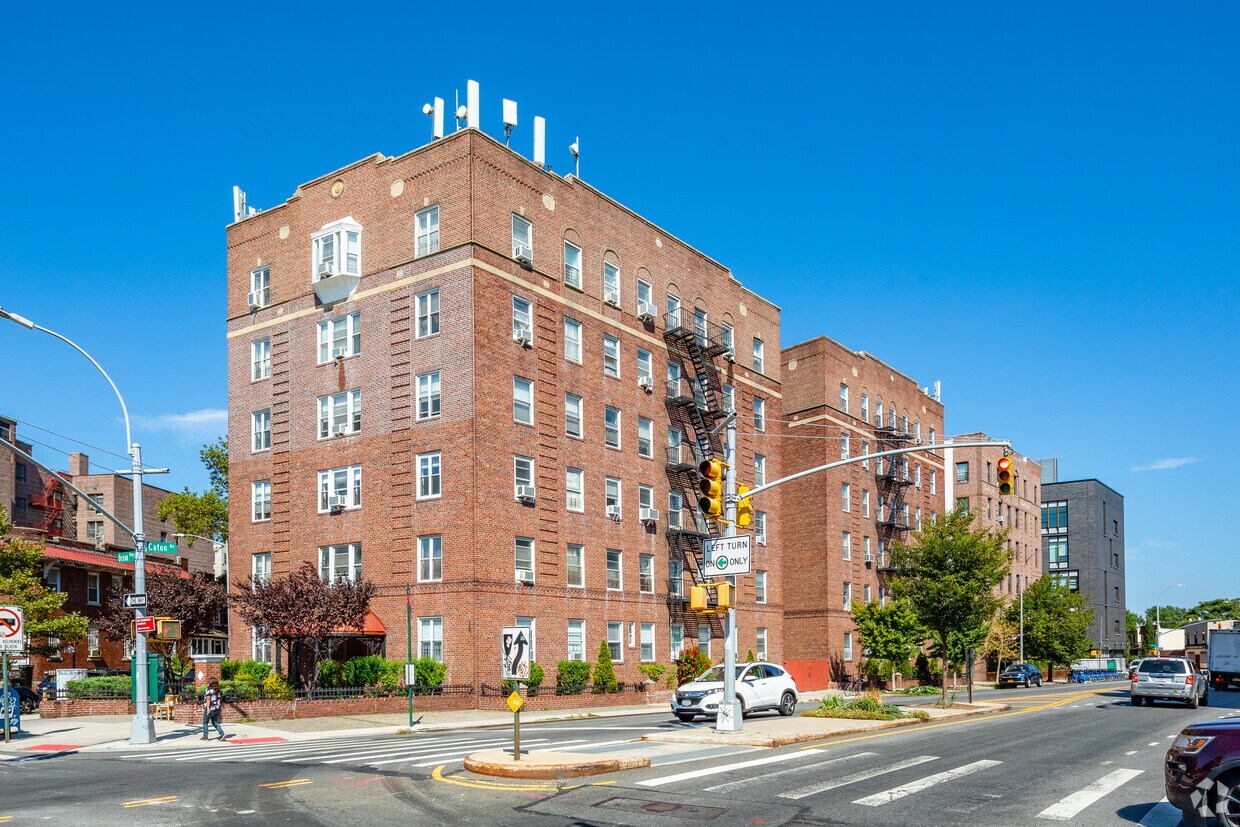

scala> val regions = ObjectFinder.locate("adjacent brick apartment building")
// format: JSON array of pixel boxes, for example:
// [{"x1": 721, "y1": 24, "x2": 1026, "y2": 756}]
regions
[
  {"x1": 778, "y1": 337, "x2": 945, "y2": 690},
  {"x1": 226, "y1": 127, "x2": 784, "y2": 687}
]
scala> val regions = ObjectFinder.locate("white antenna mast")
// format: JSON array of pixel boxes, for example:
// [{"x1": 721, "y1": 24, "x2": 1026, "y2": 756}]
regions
[
  {"x1": 466, "y1": 80, "x2": 480, "y2": 129},
  {"x1": 569, "y1": 137, "x2": 579, "y2": 178},
  {"x1": 502, "y1": 99, "x2": 518, "y2": 146},
  {"x1": 422, "y1": 97, "x2": 445, "y2": 140},
  {"x1": 533, "y1": 116, "x2": 546, "y2": 167},
  {"x1": 232, "y1": 186, "x2": 246, "y2": 223}
]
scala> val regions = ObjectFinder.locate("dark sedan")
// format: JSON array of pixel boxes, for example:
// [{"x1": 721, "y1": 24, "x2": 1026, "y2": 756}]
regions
[
  {"x1": 1165, "y1": 718, "x2": 1240, "y2": 826},
  {"x1": 997, "y1": 664, "x2": 1043, "y2": 688}
]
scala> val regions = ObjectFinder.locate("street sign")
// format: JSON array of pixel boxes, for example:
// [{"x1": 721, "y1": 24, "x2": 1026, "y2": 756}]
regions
[
  {"x1": 134, "y1": 616, "x2": 156, "y2": 634},
  {"x1": 501, "y1": 626, "x2": 532, "y2": 681},
  {"x1": 144, "y1": 541, "x2": 178, "y2": 556},
  {"x1": 0, "y1": 606, "x2": 24, "y2": 654},
  {"x1": 123, "y1": 593, "x2": 148, "y2": 610},
  {"x1": 703, "y1": 535, "x2": 753, "y2": 577},
  {"x1": 506, "y1": 691, "x2": 523, "y2": 713},
  {"x1": 117, "y1": 551, "x2": 136, "y2": 564}
]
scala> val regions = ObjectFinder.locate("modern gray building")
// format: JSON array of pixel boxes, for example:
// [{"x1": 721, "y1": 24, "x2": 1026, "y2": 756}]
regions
[{"x1": 1040, "y1": 472, "x2": 1127, "y2": 656}]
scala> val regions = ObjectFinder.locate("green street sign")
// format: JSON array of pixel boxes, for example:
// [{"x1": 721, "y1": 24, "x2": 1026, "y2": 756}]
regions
[
  {"x1": 117, "y1": 551, "x2": 136, "y2": 563},
  {"x1": 144, "y1": 541, "x2": 178, "y2": 556}
]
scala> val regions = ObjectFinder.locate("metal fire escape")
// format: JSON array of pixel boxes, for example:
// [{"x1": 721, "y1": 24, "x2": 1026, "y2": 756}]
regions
[
  {"x1": 663, "y1": 312, "x2": 732, "y2": 641},
  {"x1": 31, "y1": 477, "x2": 69, "y2": 539},
  {"x1": 874, "y1": 411, "x2": 912, "y2": 578}
]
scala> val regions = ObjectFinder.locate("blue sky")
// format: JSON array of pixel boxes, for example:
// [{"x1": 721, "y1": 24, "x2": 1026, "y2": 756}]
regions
[{"x1": 1, "y1": 3, "x2": 1235, "y2": 615}]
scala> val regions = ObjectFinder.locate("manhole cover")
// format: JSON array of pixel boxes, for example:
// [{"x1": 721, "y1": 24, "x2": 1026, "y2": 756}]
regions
[{"x1": 595, "y1": 797, "x2": 726, "y2": 820}]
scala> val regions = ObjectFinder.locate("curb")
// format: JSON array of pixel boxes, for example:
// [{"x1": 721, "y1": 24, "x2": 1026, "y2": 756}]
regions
[{"x1": 463, "y1": 750, "x2": 650, "y2": 779}]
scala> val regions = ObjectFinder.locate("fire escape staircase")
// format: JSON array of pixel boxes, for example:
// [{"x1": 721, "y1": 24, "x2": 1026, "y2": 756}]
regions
[
  {"x1": 31, "y1": 477, "x2": 68, "y2": 539},
  {"x1": 874, "y1": 417, "x2": 913, "y2": 575}
]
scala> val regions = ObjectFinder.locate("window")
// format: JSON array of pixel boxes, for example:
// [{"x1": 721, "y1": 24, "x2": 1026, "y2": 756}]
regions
[
  {"x1": 843, "y1": 631, "x2": 853, "y2": 661},
  {"x1": 564, "y1": 317, "x2": 582, "y2": 363},
  {"x1": 419, "y1": 616, "x2": 443, "y2": 662},
  {"x1": 1042, "y1": 501, "x2": 1068, "y2": 531},
  {"x1": 83, "y1": 519, "x2": 105, "y2": 542},
  {"x1": 319, "y1": 542, "x2": 362, "y2": 583},
  {"x1": 514, "y1": 455, "x2": 534, "y2": 496},
  {"x1": 513, "y1": 377, "x2": 533, "y2": 424},
  {"x1": 698, "y1": 625, "x2": 711, "y2": 658},
  {"x1": 605, "y1": 477, "x2": 621, "y2": 518},
  {"x1": 603, "y1": 335, "x2": 620, "y2": 377},
  {"x1": 754, "y1": 455, "x2": 766, "y2": 487},
  {"x1": 416, "y1": 289, "x2": 440, "y2": 338},
  {"x1": 755, "y1": 570, "x2": 767, "y2": 603},
  {"x1": 417, "y1": 370, "x2": 441, "y2": 420},
  {"x1": 930, "y1": 470, "x2": 937, "y2": 494},
  {"x1": 639, "y1": 554, "x2": 654, "y2": 593},
  {"x1": 415, "y1": 205, "x2": 440, "y2": 256},
  {"x1": 250, "y1": 265, "x2": 271, "y2": 307},
  {"x1": 417, "y1": 452, "x2": 442, "y2": 499},
  {"x1": 637, "y1": 417, "x2": 653, "y2": 458},
  {"x1": 668, "y1": 427, "x2": 683, "y2": 465},
  {"x1": 861, "y1": 441, "x2": 870, "y2": 470},
  {"x1": 862, "y1": 489, "x2": 871, "y2": 518},
  {"x1": 863, "y1": 535, "x2": 872, "y2": 561},
  {"x1": 251, "y1": 338, "x2": 271, "y2": 380},
  {"x1": 756, "y1": 628, "x2": 768, "y2": 661},
  {"x1": 671, "y1": 624, "x2": 685, "y2": 660},
  {"x1": 875, "y1": 400, "x2": 883, "y2": 426},
  {"x1": 604, "y1": 406, "x2": 621, "y2": 449},
  {"x1": 312, "y1": 218, "x2": 361, "y2": 278},
  {"x1": 567, "y1": 544, "x2": 584, "y2": 587},
  {"x1": 929, "y1": 427, "x2": 936, "y2": 449},
  {"x1": 753, "y1": 397, "x2": 766, "y2": 431},
  {"x1": 640, "y1": 623, "x2": 655, "y2": 662},
  {"x1": 668, "y1": 491, "x2": 683, "y2": 529},
  {"x1": 752, "y1": 338, "x2": 765, "y2": 373},
  {"x1": 318, "y1": 464, "x2": 362, "y2": 511},
  {"x1": 566, "y1": 468, "x2": 584, "y2": 512},
  {"x1": 636, "y1": 348, "x2": 653, "y2": 388},
  {"x1": 567, "y1": 619, "x2": 586, "y2": 661},
  {"x1": 565, "y1": 394, "x2": 583, "y2": 438},
  {"x1": 694, "y1": 308, "x2": 709, "y2": 346},
  {"x1": 603, "y1": 261, "x2": 620, "y2": 306},
  {"x1": 666, "y1": 360, "x2": 681, "y2": 398},
  {"x1": 511, "y1": 214, "x2": 532, "y2": 260},
  {"x1": 755, "y1": 511, "x2": 767, "y2": 545},
  {"x1": 985, "y1": 461, "x2": 993, "y2": 483},
  {"x1": 638, "y1": 483, "x2": 654, "y2": 515},
  {"x1": 252, "y1": 552, "x2": 271, "y2": 586},
  {"x1": 607, "y1": 621, "x2": 623, "y2": 661},
  {"x1": 722, "y1": 385, "x2": 735, "y2": 413},
  {"x1": 842, "y1": 531, "x2": 852, "y2": 560},
  {"x1": 515, "y1": 617, "x2": 537, "y2": 662},
  {"x1": 955, "y1": 461, "x2": 969, "y2": 482},
  {"x1": 252, "y1": 480, "x2": 271, "y2": 521},
  {"x1": 252, "y1": 628, "x2": 273, "y2": 663},
  {"x1": 44, "y1": 564, "x2": 60, "y2": 592},
  {"x1": 1114, "y1": 586, "x2": 1120, "y2": 604},
  {"x1": 842, "y1": 483, "x2": 851, "y2": 512},
  {"x1": 841, "y1": 434, "x2": 850, "y2": 460},
  {"x1": 512, "y1": 296, "x2": 532, "y2": 338},
  {"x1": 515, "y1": 537, "x2": 535, "y2": 581},
  {"x1": 636, "y1": 279, "x2": 653, "y2": 314},
  {"x1": 861, "y1": 393, "x2": 869, "y2": 422},
  {"x1": 916, "y1": 507, "x2": 923, "y2": 530},
  {"x1": 252, "y1": 409, "x2": 271, "y2": 452},
  {"x1": 666, "y1": 293, "x2": 681, "y2": 329},
  {"x1": 418, "y1": 535, "x2": 442, "y2": 582},
  {"x1": 915, "y1": 463, "x2": 922, "y2": 489},
  {"x1": 606, "y1": 549, "x2": 622, "y2": 590},
  {"x1": 839, "y1": 383, "x2": 849, "y2": 413},
  {"x1": 318, "y1": 312, "x2": 361, "y2": 362},
  {"x1": 318, "y1": 389, "x2": 362, "y2": 438},
  {"x1": 721, "y1": 322, "x2": 734, "y2": 355},
  {"x1": 563, "y1": 241, "x2": 582, "y2": 289},
  {"x1": 86, "y1": 572, "x2": 100, "y2": 605},
  {"x1": 1047, "y1": 537, "x2": 1069, "y2": 569},
  {"x1": 1052, "y1": 570, "x2": 1080, "y2": 592}
]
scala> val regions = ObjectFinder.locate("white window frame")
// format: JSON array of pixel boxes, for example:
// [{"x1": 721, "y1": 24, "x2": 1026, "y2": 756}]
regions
[
  {"x1": 754, "y1": 454, "x2": 766, "y2": 487},
  {"x1": 515, "y1": 537, "x2": 535, "y2": 581},
  {"x1": 721, "y1": 322, "x2": 734, "y2": 354},
  {"x1": 567, "y1": 619, "x2": 586, "y2": 661},
  {"x1": 252, "y1": 552, "x2": 271, "y2": 586},
  {"x1": 861, "y1": 393, "x2": 869, "y2": 422},
  {"x1": 754, "y1": 397, "x2": 766, "y2": 431},
  {"x1": 841, "y1": 482, "x2": 851, "y2": 512},
  {"x1": 637, "y1": 417, "x2": 653, "y2": 458},
  {"x1": 755, "y1": 511, "x2": 767, "y2": 545},
  {"x1": 603, "y1": 261, "x2": 620, "y2": 306},
  {"x1": 512, "y1": 296, "x2": 533, "y2": 338},
  {"x1": 756, "y1": 627, "x2": 768, "y2": 661},
  {"x1": 671, "y1": 623, "x2": 684, "y2": 660},
  {"x1": 417, "y1": 370, "x2": 441, "y2": 420},
  {"x1": 416, "y1": 289, "x2": 440, "y2": 338},
  {"x1": 637, "y1": 348, "x2": 653, "y2": 387},
  {"x1": 513, "y1": 376, "x2": 534, "y2": 425},
  {"x1": 722, "y1": 385, "x2": 735, "y2": 413},
  {"x1": 843, "y1": 581, "x2": 852, "y2": 610},
  {"x1": 605, "y1": 549, "x2": 622, "y2": 591},
  {"x1": 638, "y1": 483, "x2": 654, "y2": 515},
  {"x1": 317, "y1": 464, "x2": 362, "y2": 512},
  {"x1": 312, "y1": 217, "x2": 362, "y2": 279},
  {"x1": 252, "y1": 479, "x2": 271, "y2": 522},
  {"x1": 840, "y1": 383, "x2": 849, "y2": 413},
  {"x1": 607, "y1": 620, "x2": 624, "y2": 662},
  {"x1": 417, "y1": 452, "x2": 442, "y2": 500},
  {"x1": 418, "y1": 535, "x2": 442, "y2": 583},
  {"x1": 250, "y1": 266, "x2": 270, "y2": 307},
  {"x1": 251, "y1": 338, "x2": 271, "y2": 381},
  {"x1": 604, "y1": 406, "x2": 622, "y2": 449},
  {"x1": 86, "y1": 520, "x2": 104, "y2": 541},
  {"x1": 639, "y1": 553, "x2": 655, "y2": 594},
  {"x1": 564, "y1": 317, "x2": 582, "y2": 364},
  {"x1": 842, "y1": 530, "x2": 852, "y2": 561},
  {"x1": 605, "y1": 477, "x2": 621, "y2": 518},
  {"x1": 603, "y1": 335, "x2": 621, "y2": 378},
  {"x1": 86, "y1": 572, "x2": 101, "y2": 605},
  {"x1": 514, "y1": 455, "x2": 534, "y2": 497},
  {"x1": 666, "y1": 293, "x2": 681, "y2": 329},
  {"x1": 566, "y1": 467, "x2": 584, "y2": 512},
  {"x1": 317, "y1": 312, "x2": 361, "y2": 363},
  {"x1": 251, "y1": 409, "x2": 271, "y2": 453},
  {"x1": 565, "y1": 393, "x2": 583, "y2": 438},
  {"x1": 511, "y1": 214, "x2": 532, "y2": 260},
  {"x1": 415, "y1": 205, "x2": 440, "y2": 257},
  {"x1": 566, "y1": 544, "x2": 585, "y2": 588},
  {"x1": 319, "y1": 542, "x2": 362, "y2": 583},
  {"x1": 843, "y1": 631, "x2": 853, "y2": 661},
  {"x1": 841, "y1": 434, "x2": 850, "y2": 460},
  {"x1": 930, "y1": 470, "x2": 937, "y2": 494},
  {"x1": 753, "y1": 337, "x2": 765, "y2": 373},
  {"x1": 563, "y1": 240, "x2": 582, "y2": 289},
  {"x1": 418, "y1": 616, "x2": 444, "y2": 662},
  {"x1": 862, "y1": 489, "x2": 871, "y2": 518},
  {"x1": 640, "y1": 622, "x2": 655, "y2": 662},
  {"x1": 668, "y1": 491, "x2": 683, "y2": 529},
  {"x1": 755, "y1": 570, "x2": 767, "y2": 604},
  {"x1": 636, "y1": 279, "x2": 652, "y2": 314},
  {"x1": 318, "y1": 389, "x2": 362, "y2": 438}
]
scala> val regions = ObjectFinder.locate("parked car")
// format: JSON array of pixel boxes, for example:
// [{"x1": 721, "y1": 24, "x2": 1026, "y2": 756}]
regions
[
  {"x1": 34, "y1": 673, "x2": 57, "y2": 701},
  {"x1": 997, "y1": 664, "x2": 1043, "y2": 688},
  {"x1": 11, "y1": 683, "x2": 39, "y2": 714},
  {"x1": 1132, "y1": 657, "x2": 1209, "y2": 708},
  {"x1": 1165, "y1": 718, "x2": 1240, "y2": 826},
  {"x1": 1128, "y1": 658, "x2": 1146, "y2": 678},
  {"x1": 671, "y1": 662, "x2": 798, "y2": 722}
]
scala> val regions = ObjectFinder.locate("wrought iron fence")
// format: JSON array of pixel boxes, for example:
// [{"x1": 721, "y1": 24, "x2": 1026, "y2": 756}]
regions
[{"x1": 480, "y1": 682, "x2": 645, "y2": 698}]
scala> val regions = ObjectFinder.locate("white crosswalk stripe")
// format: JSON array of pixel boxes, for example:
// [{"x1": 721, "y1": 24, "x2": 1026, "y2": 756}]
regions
[
  {"x1": 705, "y1": 753, "x2": 876, "y2": 794},
  {"x1": 853, "y1": 759, "x2": 1003, "y2": 806},
  {"x1": 294, "y1": 736, "x2": 538, "y2": 765},
  {"x1": 398, "y1": 738, "x2": 637, "y2": 768},
  {"x1": 1037, "y1": 768, "x2": 1143, "y2": 821},
  {"x1": 121, "y1": 733, "x2": 548, "y2": 766},
  {"x1": 636, "y1": 748, "x2": 827, "y2": 787},
  {"x1": 780, "y1": 755, "x2": 939, "y2": 801}
]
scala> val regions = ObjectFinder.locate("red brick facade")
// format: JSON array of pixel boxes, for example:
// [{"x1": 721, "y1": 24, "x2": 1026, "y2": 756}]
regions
[{"x1": 226, "y1": 129, "x2": 784, "y2": 689}]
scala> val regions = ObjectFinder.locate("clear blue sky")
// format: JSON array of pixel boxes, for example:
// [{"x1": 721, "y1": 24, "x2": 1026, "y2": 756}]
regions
[{"x1": 1, "y1": 3, "x2": 1235, "y2": 616}]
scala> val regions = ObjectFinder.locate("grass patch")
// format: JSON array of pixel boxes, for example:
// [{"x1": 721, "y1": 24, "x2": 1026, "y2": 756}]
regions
[
  {"x1": 894, "y1": 685, "x2": 941, "y2": 696},
  {"x1": 800, "y1": 688, "x2": 930, "y2": 722}
]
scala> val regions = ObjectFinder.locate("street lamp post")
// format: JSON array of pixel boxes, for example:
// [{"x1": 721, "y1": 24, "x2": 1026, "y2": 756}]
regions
[
  {"x1": 1018, "y1": 575, "x2": 1024, "y2": 664},
  {"x1": 1, "y1": 305, "x2": 164, "y2": 745},
  {"x1": 1155, "y1": 583, "x2": 1185, "y2": 653}
]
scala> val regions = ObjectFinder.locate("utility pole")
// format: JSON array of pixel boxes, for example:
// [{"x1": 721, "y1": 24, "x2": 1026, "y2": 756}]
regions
[
  {"x1": 1019, "y1": 574, "x2": 1025, "y2": 664},
  {"x1": 717, "y1": 414, "x2": 742, "y2": 733}
]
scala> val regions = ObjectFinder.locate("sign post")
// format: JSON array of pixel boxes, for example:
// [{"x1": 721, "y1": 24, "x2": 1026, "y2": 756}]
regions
[
  {"x1": 502, "y1": 626, "x2": 531, "y2": 760},
  {"x1": 1, "y1": 606, "x2": 24, "y2": 745}
]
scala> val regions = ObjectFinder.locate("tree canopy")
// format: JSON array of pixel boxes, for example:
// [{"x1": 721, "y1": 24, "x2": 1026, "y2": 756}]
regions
[
  {"x1": 1006, "y1": 575, "x2": 1093, "y2": 669},
  {"x1": 851, "y1": 597, "x2": 924, "y2": 683},
  {"x1": 96, "y1": 567, "x2": 227, "y2": 658},
  {"x1": 0, "y1": 508, "x2": 88, "y2": 656},
  {"x1": 156, "y1": 436, "x2": 228, "y2": 543}
]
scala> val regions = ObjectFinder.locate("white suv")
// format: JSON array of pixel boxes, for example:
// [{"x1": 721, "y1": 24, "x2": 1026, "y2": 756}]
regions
[
  {"x1": 1131, "y1": 657, "x2": 1209, "y2": 708},
  {"x1": 672, "y1": 662, "x2": 799, "y2": 722}
]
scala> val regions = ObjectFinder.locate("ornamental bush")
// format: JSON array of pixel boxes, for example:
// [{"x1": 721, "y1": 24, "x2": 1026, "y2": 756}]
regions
[
  {"x1": 234, "y1": 660, "x2": 272, "y2": 684},
  {"x1": 412, "y1": 656, "x2": 446, "y2": 689},
  {"x1": 593, "y1": 641, "x2": 618, "y2": 693},
  {"x1": 317, "y1": 660, "x2": 343, "y2": 688},
  {"x1": 342, "y1": 655, "x2": 388, "y2": 687},
  {"x1": 674, "y1": 647, "x2": 713, "y2": 687},
  {"x1": 262, "y1": 672, "x2": 295, "y2": 700},
  {"x1": 65, "y1": 676, "x2": 131, "y2": 698},
  {"x1": 556, "y1": 660, "x2": 590, "y2": 692},
  {"x1": 637, "y1": 663, "x2": 667, "y2": 684}
]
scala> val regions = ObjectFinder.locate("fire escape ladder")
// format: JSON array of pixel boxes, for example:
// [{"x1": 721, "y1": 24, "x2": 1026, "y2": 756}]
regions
[
  {"x1": 874, "y1": 420, "x2": 914, "y2": 575},
  {"x1": 32, "y1": 477, "x2": 66, "y2": 537}
]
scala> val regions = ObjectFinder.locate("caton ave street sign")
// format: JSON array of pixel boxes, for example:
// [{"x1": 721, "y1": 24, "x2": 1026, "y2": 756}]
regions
[{"x1": 703, "y1": 535, "x2": 753, "y2": 577}]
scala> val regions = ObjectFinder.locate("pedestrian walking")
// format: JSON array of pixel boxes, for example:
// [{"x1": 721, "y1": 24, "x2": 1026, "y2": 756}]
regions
[{"x1": 201, "y1": 679, "x2": 226, "y2": 741}]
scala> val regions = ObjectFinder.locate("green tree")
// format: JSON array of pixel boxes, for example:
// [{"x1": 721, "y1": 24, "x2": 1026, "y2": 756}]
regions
[
  {"x1": 157, "y1": 437, "x2": 229, "y2": 543},
  {"x1": 851, "y1": 598, "x2": 924, "y2": 687},
  {"x1": 0, "y1": 508, "x2": 89, "y2": 656},
  {"x1": 1187, "y1": 598, "x2": 1240, "y2": 620},
  {"x1": 886, "y1": 508, "x2": 1009, "y2": 704},
  {"x1": 1144, "y1": 604, "x2": 1189, "y2": 633},
  {"x1": 593, "y1": 640, "x2": 617, "y2": 692},
  {"x1": 1007, "y1": 576, "x2": 1093, "y2": 673},
  {"x1": 978, "y1": 614, "x2": 1019, "y2": 673},
  {"x1": 1125, "y1": 610, "x2": 1142, "y2": 654}
]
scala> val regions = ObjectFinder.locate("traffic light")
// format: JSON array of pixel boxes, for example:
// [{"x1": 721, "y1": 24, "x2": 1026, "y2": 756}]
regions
[
  {"x1": 689, "y1": 582, "x2": 735, "y2": 613},
  {"x1": 997, "y1": 455, "x2": 1015, "y2": 495},
  {"x1": 735, "y1": 484, "x2": 752, "y2": 528},
  {"x1": 698, "y1": 458, "x2": 727, "y2": 522},
  {"x1": 154, "y1": 618, "x2": 182, "y2": 641}
]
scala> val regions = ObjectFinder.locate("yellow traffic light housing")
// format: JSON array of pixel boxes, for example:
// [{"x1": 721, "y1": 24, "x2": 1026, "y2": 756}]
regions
[
  {"x1": 698, "y1": 458, "x2": 727, "y2": 522},
  {"x1": 689, "y1": 582, "x2": 735, "y2": 613},
  {"x1": 154, "y1": 618, "x2": 182, "y2": 641},
  {"x1": 997, "y1": 455, "x2": 1015, "y2": 496},
  {"x1": 735, "y1": 484, "x2": 752, "y2": 528}
]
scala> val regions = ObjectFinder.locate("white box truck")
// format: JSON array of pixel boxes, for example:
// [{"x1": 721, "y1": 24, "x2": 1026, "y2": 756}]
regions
[{"x1": 1207, "y1": 628, "x2": 1240, "y2": 691}]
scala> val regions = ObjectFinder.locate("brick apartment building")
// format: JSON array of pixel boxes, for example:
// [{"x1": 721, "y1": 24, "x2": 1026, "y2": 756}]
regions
[
  {"x1": 778, "y1": 337, "x2": 945, "y2": 690},
  {"x1": 225, "y1": 127, "x2": 784, "y2": 687}
]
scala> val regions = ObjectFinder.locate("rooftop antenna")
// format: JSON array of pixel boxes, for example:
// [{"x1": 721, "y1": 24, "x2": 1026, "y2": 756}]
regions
[
  {"x1": 453, "y1": 89, "x2": 467, "y2": 131},
  {"x1": 569, "y1": 137, "x2": 579, "y2": 178},
  {"x1": 502, "y1": 99, "x2": 518, "y2": 147},
  {"x1": 466, "y1": 80, "x2": 480, "y2": 129},
  {"x1": 422, "y1": 97, "x2": 445, "y2": 140},
  {"x1": 232, "y1": 186, "x2": 247, "y2": 223},
  {"x1": 533, "y1": 116, "x2": 546, "y2": 168}
]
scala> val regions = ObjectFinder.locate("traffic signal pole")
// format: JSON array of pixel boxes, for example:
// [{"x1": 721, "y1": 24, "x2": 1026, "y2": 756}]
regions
[{"x1": 717, "y1": 414, "x2": 742, "y2": 733}]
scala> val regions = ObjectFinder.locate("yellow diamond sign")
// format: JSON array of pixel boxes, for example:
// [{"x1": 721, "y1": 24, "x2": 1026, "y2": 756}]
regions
[{"x1": 506, "y1": 691, "x2": 523, "y2": 713}]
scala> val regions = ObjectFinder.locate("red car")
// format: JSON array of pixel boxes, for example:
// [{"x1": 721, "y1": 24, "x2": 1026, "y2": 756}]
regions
[{"x1": 1165, "y1": 718, "x2": 1240, "y2": 826}]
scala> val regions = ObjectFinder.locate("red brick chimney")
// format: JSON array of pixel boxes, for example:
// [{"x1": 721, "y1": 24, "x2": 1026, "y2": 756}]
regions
[{"x1": 68, "y1": 452, "x2": 90, "y2": 477}]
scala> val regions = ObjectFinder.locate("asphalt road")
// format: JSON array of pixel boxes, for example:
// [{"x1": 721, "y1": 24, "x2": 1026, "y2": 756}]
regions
[{"x1": 2, "y1": 682, "x2": 1237, "y2": 826}]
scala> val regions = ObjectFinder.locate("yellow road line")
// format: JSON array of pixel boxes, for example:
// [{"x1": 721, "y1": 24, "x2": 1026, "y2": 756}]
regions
[
  {"x1": 0, "y1": 815, "x2": 14, "y2": 823},
  {"x1": 260, "y1": 779, "x2": 313, "y2": 789},
  {"x1": 430, "y1": 765, "x2": 616, "y2": 793},
  {"x1": 122, "y1": 796, "x2": 178, "y2": 808}
]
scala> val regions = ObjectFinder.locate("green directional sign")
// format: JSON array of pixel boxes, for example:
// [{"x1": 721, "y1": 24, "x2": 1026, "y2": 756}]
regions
[
  {"x1": 144, "y1": 541, "x2": 178, "y2": 556},
  {"x1": 117, "y1": 551, "x2": 136, "y2": 563}
]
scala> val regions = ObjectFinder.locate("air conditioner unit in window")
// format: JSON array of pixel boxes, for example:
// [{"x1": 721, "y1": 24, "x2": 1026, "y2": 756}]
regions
[
  {"x1": 604, "y1": 293, "x2": 621, "y2": 308},
  {"x1": 516, "y1": 569, "x2": 535, "y2": 584},
  {"x1": 515, "y1": 485, "x2": 536, "y2": 503},
  {"x1": 864, "y1": 551, "x2": 875, "y2": 563},
  {"x1": 332, "y1": 346, "x2": 347, "y2": 359},
  {"x1": 331, "y1": 423, "x2": 349, "y2": 437},
  {"x1": 513, "y1": 245, "x2": 532, "y2": 267},
  {"x1": 723, "y1": 349, "x2": 735, "y2": 363},
  {"x1": 637, "y1": 300, "x2": 657, "y2": 322},
  {"x1": 639, "y1": 507, "x2": 660, "y2": 525},
  {"x1": 513, "y1": 327, "x2": 533, "y2": 347},
  {"x1": 638, "y1": 378, "x2": 654, "y2": 393},
  {"x1": 606, "y1": 505, "x2": 621, "y2": 521},
  {"x1": 317, "y1": 261, "x2": 334, "y2": 277},
  {"x1": 247, "y1": 291, "x2": 263, "y2": 311},
  {"x1": 327, "y1": 494, "x2": 348, "y2": 510},
  {"x1": 88, "y1": 648, "x2": 101, "y2": 659}
]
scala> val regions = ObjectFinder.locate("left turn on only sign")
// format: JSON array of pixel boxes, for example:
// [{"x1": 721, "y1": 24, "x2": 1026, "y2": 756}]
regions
[{"x1": 0, "y1": 606, "x2": 24, "y2": 653}]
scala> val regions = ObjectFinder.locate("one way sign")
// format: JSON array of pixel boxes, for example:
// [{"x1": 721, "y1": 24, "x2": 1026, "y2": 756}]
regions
[{"x1": 501, "y1": 626, "x2": 531, "y2": 681}]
